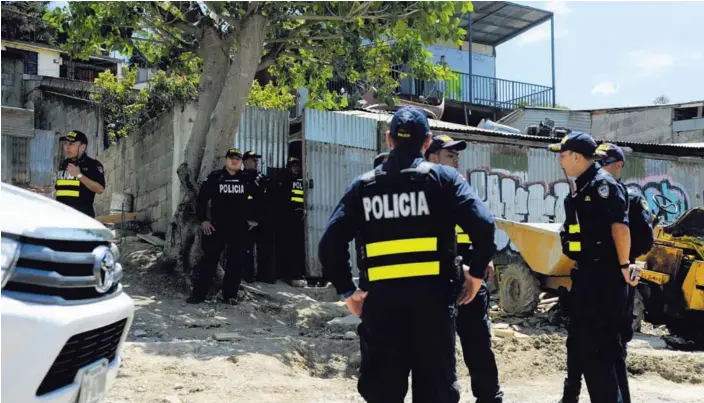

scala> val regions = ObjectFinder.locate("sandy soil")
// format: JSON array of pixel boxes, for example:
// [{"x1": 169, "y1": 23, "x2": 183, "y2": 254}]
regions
[{"x1": 106, "y1": 239, "x2": 704, "y2": 403}]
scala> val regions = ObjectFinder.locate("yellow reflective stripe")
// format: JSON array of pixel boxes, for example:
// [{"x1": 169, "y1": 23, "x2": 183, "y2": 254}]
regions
[
  {"x1": 248, "y1": 195, "x2": 253, "y2": 200},
  {"x1": 366, "y1": 237, "x2": 437, "y2": 258},
  {"x1": 569, "y1": 224, "x2": 580, "y2": 234},
  {"x1": 57, "y1": 179, "x2": 80, "y2": 186},
  {"x1": 368, "y1": 262, "x2": 440, "y2": 281},
  {"x1": 291, "y1": 197, "x2": 304, "y2": 203},
  {"x1": 292, "y1": 189, "x2": 304, "y2": 195},
  {"x1": 457, "y1": 234, "x2": 471, "y2": 244},
  {"x1": 56, "y1": 190, "x2": 80, "y2": 197},
  {"x1": 569, "y1": 242, "x2": 581, "y2": 252},
  {"x1": 455, "y1": 225, "x2": 471, "y2": 244}
]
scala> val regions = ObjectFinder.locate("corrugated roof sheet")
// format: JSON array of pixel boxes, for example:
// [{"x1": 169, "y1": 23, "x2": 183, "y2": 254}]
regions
[{"x1": 337, "y1": 109, "x2": 704, "y2": 158}]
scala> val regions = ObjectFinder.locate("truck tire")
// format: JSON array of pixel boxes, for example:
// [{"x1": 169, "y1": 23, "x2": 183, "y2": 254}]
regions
[
  {"x1": 499, "y1": 262, "x2": 540, "y2": 316},
  {"x1": 632, "y1": 289, "x2": 645, "y2": 332}
]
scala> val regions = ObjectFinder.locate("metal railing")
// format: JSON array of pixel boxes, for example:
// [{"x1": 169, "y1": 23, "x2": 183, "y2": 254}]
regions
[
  {"x1": 327, "y1": 70, "x2": 554, "y2": 110},
  {"x1": 401, "y1": 71, "x2": 554, "y2": 110}
]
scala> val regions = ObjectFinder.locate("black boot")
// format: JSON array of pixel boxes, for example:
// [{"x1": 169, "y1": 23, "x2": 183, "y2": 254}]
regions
[{"x1": 559, "y1": 378, "x2": 580, "y2": 403}]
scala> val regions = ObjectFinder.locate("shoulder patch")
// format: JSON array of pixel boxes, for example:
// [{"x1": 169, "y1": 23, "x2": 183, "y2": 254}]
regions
[
  {"x1": 640, "y1": 198, "x2": 650, "y2": 212},
  {"x1": 598, "y1": 184, "x2": 610, "y2": 199},
  {"x1": 97, "y1": 165, "x2": 104, "y2": 174}
]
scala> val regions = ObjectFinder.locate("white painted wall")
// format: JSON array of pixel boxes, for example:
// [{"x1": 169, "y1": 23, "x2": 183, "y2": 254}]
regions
[{"x1": 4, "y1": 42, "x2": 61, "y2": 77}]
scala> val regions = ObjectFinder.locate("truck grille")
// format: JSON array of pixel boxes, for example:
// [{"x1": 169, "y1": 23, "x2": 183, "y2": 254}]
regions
[
  {"x1": 36, "y1": 318, "x2": 128, "y2": 396},
  {"x1": 3, "y1": 236, "x2": 123, "y2": 304}
]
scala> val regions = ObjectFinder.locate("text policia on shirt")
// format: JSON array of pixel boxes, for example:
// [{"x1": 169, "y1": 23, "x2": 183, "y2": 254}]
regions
[{"x1": 363, "y1": 191, "x2": 431, "y2": 221}]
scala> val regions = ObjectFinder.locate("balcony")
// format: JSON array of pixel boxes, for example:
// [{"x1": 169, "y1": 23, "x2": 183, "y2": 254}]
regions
[
  {"x1": 328, "y1": 71, "x2": 554, "y2": 111},
  {"x1": 397, "y1": 71, "x2": 554, "y2": 110}
]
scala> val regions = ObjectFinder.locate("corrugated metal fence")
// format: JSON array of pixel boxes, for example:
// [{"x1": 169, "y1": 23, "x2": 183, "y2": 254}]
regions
[
  {"x1": 235, "y1": 105, "x2": 290, "y2": 173},
  {"x1": 303, "y1": 109, "x2": 378, "y2": 277},
  {"x1": 299, "y1": 109, "x2": 704, "y2": 274},
  {"x1": 455, "y1": 138, "x2": 704, "y2": 252}
]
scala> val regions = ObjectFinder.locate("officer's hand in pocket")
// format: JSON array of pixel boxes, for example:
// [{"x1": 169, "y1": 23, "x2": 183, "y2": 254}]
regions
[
  {"x1": 345, "y1": 290, "x2": 368, "y2": 317},
  {"x1": 201, "y1": 221, "x2": 215, "y2": 235},
  {"x1": 459, "y1": 265, "x2": 482, "y2": 305}
]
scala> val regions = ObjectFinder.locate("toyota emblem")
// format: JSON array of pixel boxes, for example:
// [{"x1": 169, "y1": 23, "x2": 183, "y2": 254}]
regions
[{"x1": 92, "y1": 246, "x2": 116, "y2": 293}]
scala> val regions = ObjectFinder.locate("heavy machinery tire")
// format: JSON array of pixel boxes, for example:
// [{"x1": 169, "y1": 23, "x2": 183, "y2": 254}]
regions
[
  {"x1": 499, "y1": 262, "x2": 540, "y2": 316},
  {"x1": 632, "y1": 289, "x2": 645, "y2": 332}
]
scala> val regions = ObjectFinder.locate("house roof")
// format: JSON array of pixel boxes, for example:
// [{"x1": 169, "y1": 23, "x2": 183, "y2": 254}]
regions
[
  {"x1": 337, "y1": 109, "x2": 704, "y2": 158},
  {"x1": 457, "y1": 1, "x2": 553, "y2": 47},
  {"x1": 1, "y1": 39, "x2": 123, "y2": 63}
]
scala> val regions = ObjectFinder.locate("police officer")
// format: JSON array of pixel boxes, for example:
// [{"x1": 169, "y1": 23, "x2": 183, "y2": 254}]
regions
[
  {"x1": 549, "y1": 132, "x2": 640, "y2": 403},
  {"x1": 274, "y1": 156, "x2": 307, "y2": 286},
  {"x1": 373, "y1": 151, "x2": 389, "y2": 167},
  {"x1": 319, "y1": 106, "x2": 496, "y2": 402},
  {"x1": 55, "y1": 130, "x2": 105, "y2": 218},
  {"x1": 559, "y1": 143, "x2": 653, "y2": 403},
  {"x1": 425, "y1": 134, "x2": 505, "y2": 403},
  {"x1": 187, "y1": 148, "x2": 257, "y2": 305},
  {"x1": 241, "y1": 151, "x2": 276, "y2": 284}
]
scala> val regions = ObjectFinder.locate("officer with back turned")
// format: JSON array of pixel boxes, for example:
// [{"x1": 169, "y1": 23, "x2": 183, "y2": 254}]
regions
[
  {"x1": 55, "y1": 130, "x2": 105, "y2": 218},
  {"x1": 558, "y1": 143, "x2": 653, "y2": 403},
  {"x1": 425, "y1": 134, "x2": 505, "y2": 403},
  {"x1": 549, "y1": 132, "x2": 640, "y2": 403},
  {"x1": 187, "y1": 148, "x2": 258, "y2": 305},
  {"x1": 319, "y1": 106, "x2": 496, "y2": 402}
]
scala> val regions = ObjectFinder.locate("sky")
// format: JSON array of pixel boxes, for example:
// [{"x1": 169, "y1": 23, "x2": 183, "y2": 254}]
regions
[{"x1": 496, "y1": 1, "x2": 704, "y2": 109}]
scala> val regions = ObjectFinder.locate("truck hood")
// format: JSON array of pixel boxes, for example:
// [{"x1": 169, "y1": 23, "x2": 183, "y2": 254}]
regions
[{"x1": 0, "y1": 184, "x2": 114, "y2": 242}]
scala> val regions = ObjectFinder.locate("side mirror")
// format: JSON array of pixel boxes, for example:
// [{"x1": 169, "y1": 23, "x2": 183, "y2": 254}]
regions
[{"x1": 308, "y1": 178, "x2": 314, "y2": 189}]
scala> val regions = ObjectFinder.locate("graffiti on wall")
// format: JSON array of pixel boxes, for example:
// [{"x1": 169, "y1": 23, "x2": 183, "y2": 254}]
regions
[
  {"x1": 466, "y1": 168, "x2": 691, "y2": 252},
  {"x1": 467, "y1": 168, "x2": 571, "y2": 252},
  {"x1": 625, "y1": 176, "x2": 690, "y2": 224}
]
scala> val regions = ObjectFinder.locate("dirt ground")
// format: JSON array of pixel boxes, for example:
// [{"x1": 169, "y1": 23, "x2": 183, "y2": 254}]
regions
[{"x1": 106, "y1": 239, "x2": 704, "y2": 403}]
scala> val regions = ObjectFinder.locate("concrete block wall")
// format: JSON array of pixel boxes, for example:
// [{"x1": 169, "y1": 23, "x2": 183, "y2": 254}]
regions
[
  {"x1": 591, "y1": 108, "x2": 673, "y2": 143},
  {"x1": 95, "y1": 109, "x2": 175, "y2": 233},
  {"x1": 1, "y1": 58, "x2": 24, "y2": 108}
]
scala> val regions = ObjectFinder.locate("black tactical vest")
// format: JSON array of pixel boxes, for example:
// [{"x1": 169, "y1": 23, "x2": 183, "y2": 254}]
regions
[{"x1": 355, "y1": 162, "x2": 457, "y2": 285}]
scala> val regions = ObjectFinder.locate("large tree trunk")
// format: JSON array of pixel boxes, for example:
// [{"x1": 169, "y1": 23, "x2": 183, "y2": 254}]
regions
[{"x1": 161, "y1": 15, "x2": 268, "y2": 288}]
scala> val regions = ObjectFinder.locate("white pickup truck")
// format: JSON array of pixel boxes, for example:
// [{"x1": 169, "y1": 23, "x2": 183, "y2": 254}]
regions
[{"x1": 1, "y1": 183, "x2": 134, "y2": 403}]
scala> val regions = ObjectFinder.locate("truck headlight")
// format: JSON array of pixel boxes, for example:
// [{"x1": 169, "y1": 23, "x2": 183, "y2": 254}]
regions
[{"x1": 1, "y1": 236, "x2": 21, "y2": 289}]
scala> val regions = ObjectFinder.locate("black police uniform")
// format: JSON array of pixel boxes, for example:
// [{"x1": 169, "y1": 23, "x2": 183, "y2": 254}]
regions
[
  {"x1": 189, "y1": 149, "x2": 256, "y2": 303},
  {"x1": 319, "y1": 106, "x2": 496, "y2": 403},
  {"x1": 561, "y1": 145, "x2": 654, "y2": 403},
  {"x1": 55, "y1": 130, "x2": 105, "y2": 218},
  {"x1": 425, "y1": 135, "x2": 504, "y2": 402},
  {"x1": 274, "y1": 157, "x2": 307, "y2": 282},
  {"x1": 551, "y1": 133, "x2": 631, "y2": 403},
  {"x1": 241, "y1": 151, "x2": 276, "y2": 284}
]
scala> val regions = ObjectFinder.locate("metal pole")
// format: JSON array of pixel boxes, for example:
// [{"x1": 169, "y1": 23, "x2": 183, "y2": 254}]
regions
[
  {"x1": 468, "y1": 15, "x2": 473, "y2": 105},
  {"x1": 550, "y1": 15, "x2": 556, "y2": 107}
]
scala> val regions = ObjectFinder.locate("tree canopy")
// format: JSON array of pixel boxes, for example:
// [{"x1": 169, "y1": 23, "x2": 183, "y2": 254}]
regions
[
  {"x1": 45, "y1": 1, "x2": 475, "y2": 272},
  {"x1": 1, "y1": 1, "x2": 54, "y2": 43},
  {"x1": 46, "y1": 1, "x2": 473, "y2": 108}
]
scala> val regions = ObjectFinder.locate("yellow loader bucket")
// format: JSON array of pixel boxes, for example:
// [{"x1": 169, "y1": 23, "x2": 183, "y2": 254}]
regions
[{"x1": 495, "y1": 218, "x2": 576, "y2": 277}]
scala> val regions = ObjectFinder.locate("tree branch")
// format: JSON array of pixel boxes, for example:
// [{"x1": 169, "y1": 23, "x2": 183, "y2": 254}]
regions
[{"x1": 266, "y1": 35, "x2": 343, "y2": 45}]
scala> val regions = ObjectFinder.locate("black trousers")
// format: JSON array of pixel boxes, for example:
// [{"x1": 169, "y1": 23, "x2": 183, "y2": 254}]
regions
[
  {"x1": 243, "y1": 224, "x2": 275, "y2": 283},
  {"x1": 276, "y1": 212, "x2": 306, "y2": 281},
  {"x1": 191, "y1": 226, "x2": 248, "y2": 299},
  {"x1": 563, "y1": 284, "x2": 635, "y2": 403},
  {"x1": 456, "y1": 282, "x2": 504, "y2": 403},
  {"x1": 563, "y1": 269, "x2": 628, "y2": 403},
  {"x1": 357, "y1": 280, "x2": 460, "y2": 403}
]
